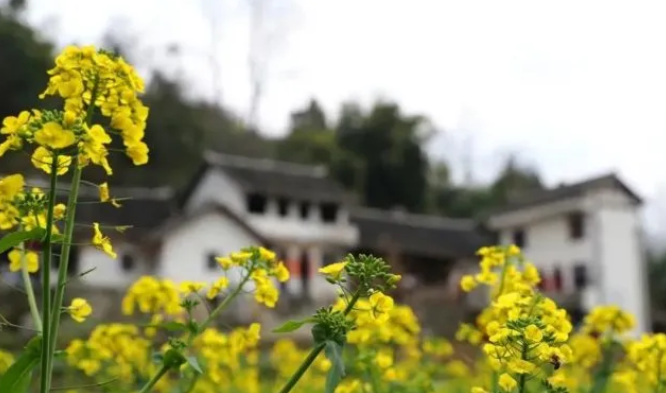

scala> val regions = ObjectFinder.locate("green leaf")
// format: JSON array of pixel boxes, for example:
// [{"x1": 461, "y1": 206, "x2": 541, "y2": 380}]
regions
[
  {"x1": 160, "y1": 321, "x2": 189, "y2": 332},
  {"x1": 273, "y1": 319, "x2": 308, "y2": 333},
  {"x1": 0, "y1": 336, "x2": 42, "y2": 393},
  {"x1": 186, "y1": 356, "x2": 203, "y2": 375},
  {"x1": 324, "y1": 340, "x2": 345, "y2": 393},
  {"x1": 0, "y1": 228, "x2": 45, "y2": 254}
]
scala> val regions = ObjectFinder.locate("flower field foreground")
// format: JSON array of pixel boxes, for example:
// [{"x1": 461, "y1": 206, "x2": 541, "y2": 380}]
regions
[{"x1": 0, "y1": 45, "x2": 663, "y2": 393}]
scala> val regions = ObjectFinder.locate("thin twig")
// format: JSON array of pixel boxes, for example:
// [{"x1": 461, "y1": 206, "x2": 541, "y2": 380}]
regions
[{"x1": 51, "y1": 377, "x2": 119, "y2": 391}]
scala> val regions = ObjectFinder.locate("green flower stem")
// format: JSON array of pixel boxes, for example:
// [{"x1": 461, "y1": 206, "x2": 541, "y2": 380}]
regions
[
  {"x1": 19, "y1": 242, "x2": 42, "y2": 332},
  {"x1": 590, "y1": 340, "x2": 614, "y2": 393},
  {"x1": 199, "y1": 273, "x2": 252, "y2": 332},
  {"x1": 38, "y1": 157, "x2": 60, "y2": 393},
  {"x1": 517, "y1": 342, "x2": 528, "y2": 393},
  {"x1": 277, "y1": 341, "x2": 327, "y2": 393},
  {"x1": 277, "y1": 290, "x2": 363, "y2": 393},
  {"x1": 45, "y1": 162, "x2": 82, "y2": 388},
  {"x1": 138, "y1": 363, "x2": 170, "y2": 393},
  {"x1": 45, "y1": 77, "x2": 98, "y2": 389}
]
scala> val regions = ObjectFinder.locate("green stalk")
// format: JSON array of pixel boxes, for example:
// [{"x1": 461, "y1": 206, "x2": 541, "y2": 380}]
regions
[
  {"x1": 45, "y1": 77, "x2": 98, "y2": 388},
  {"x1": 138, "y1": 363, "x2": 170, "y2": 393},
  {"x1": 277, "y1": 291, "x2": 362, "y2": 393},
  {"x1": 517, "y1": 341, "x2": 528, "y2": 393},
  {"x1": 590, "y1": 340, "x2": 614, "y2": 393},
  {"x1": 38, "y1": 157, "x2": 60, "y2": 393},
  {"x1": 45, "y1": 163, "x2": 82, "y2": 373},
  {"x1": 198, "y1": 273, "x2": 252, "y2": 332},
  {"x1": 19, "y1": 241, "x2": 42, "y2": 332}
]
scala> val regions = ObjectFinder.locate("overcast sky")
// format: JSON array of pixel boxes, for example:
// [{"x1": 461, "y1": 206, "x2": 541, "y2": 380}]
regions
[{"x1": 23, "y1": 0, "x2": 666, "y2": 241}]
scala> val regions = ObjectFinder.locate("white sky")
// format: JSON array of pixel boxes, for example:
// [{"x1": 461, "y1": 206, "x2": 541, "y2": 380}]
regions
[{"x1": 22, "y1": 0, "x2": 666, "y2": 241}]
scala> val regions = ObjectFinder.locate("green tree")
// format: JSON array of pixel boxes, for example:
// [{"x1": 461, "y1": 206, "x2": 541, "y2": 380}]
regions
[
  {"x1": 276, "y1": 99, "x2": 338, "y2": 166},
  {"x1": 333, "y1": 101, "x2": 431, "y2": 212},
  {"x1": 0, "y1": 4, "x2": 54, "y2": 174},
  {"x1": 489, "y1": 155, "x2": 544, "y2": 205}
]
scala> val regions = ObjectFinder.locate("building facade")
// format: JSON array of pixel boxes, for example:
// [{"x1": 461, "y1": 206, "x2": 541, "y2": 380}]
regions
[
  {"x1": 1, "y1": 156, "x2": 650, "y2": 334},
  {"x1": 486, "y1": 174, "x2": 650, "y2": 334}
]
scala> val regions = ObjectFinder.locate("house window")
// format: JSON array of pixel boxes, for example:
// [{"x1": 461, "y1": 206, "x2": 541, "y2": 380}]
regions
[
  {"x1": 299, "y1": 202, "x2": 310, "y2": 220},
  {"x1": 206, "y1": 253, "x2": 218, "y2": 270},
  {"x1": 321, "y1": 203, "x2": 338, "y2": 223},
  {"x1": 50, "y1": 245, "x2": 79, "y2": 276},
  {"x1": 121, "y1": 254, "x2": 135, "y2": 272},
  {"x1": 277, "y1": 198, "x2": 289, "y2": 217},
  {"x1": 568, "y1": 212, "x2": 585, "y2": 240},
  {"x1": 246, "y1": 193, "x2": 267, "y2": 214},
  {"x1": 553, "y1": 266, "x2": 563, "y2": 292},
  {"x1": 512, "y1": 228, "x2": 526, "y2": 248},
  {"x1": 573, "y1": 264, "x2": 589, "y2": 290}
]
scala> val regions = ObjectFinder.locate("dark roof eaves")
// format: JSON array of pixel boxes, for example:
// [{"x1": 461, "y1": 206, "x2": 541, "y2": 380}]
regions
[{"x1": 485, "y1": 173, "x2": 643, "y2": 218}]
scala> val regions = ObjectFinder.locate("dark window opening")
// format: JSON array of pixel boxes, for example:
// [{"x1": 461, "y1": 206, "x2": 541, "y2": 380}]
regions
[
  {"x1": 553, "y1": 266, "x2": 563, "y2": 292},
  {"x1": 568, "y1": 212, "x2": 585, "y2": 240},
  {"x1": 321, "y1": 203, "x2": 338, "y2": 223},
  {"x1": 300, "y1": 251, "x2": 310, "y2": 295},
  {"x1": 246, "y1": 193, "x2": 267, "y2": 214},
  {"x1": 574, "y1": 264, "x2": 589, "y2": 290},
  {"x1": 403, "y1": 255, "x2": 453, "y2": 286},
  {"x1": 299, "y1": 202, "x2": 310, "y2": 220},
  {"x1": 207, "y1": 252, "x2": 218, "y2": 270},
  {"x1": 0, "y1": 249, "x2": 9, "y2": 269},
  {"x1": 277, "y1": 198, "x2": 289, "y2": 217},
  {"x1": 51, "y1": 245, "x2": 79, "y2": 276},
  {"x1": 121, "y1": 254, "x2": 135, "y2": 272},
  {"x1": 512, "y1": 229, "x2": 526, "y2": 248}
]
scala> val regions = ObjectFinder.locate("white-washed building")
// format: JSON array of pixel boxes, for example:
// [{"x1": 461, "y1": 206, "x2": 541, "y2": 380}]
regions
[{"x1": 485, "y1": 173, "x2": 650, "y2": 334}]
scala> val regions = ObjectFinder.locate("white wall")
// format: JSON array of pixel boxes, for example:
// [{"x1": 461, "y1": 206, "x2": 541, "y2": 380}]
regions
[
  {"x1": 77, "y1": 243, "x2": 148, "y2": 289},
  {"x1": 591, "y1": 194, "x2": 649, "y2": 335},
  {"x1": 186, "y1": 168, "x2": 246, "y2": 214},
  {"x1": 492, "y1": 186, "x2": 649, "y2": 335},
  {"x1": 157, "y1": 211, "x2": 259, "y2": 285},
  {"x1": 498, "y1": 214, "x2": 594, "y2": 293}
]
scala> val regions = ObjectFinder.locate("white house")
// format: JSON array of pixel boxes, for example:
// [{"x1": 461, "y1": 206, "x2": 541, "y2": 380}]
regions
[
  {"x1": 4, "y1": 159, "x2": 651, "y2": 335},
  {"x1": 176, "y1": 151, "x2": 360, "y2": 303},
  {"x1": 485, "y1": 173, "x2": 650, "y2": 335}
]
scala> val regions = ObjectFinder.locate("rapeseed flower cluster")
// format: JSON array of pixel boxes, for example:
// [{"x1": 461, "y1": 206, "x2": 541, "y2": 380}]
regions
[
  {"x1": 460, "y1": 246, "x2": 574, "y2": 393},
  {"x1": 65, "y1": 324, "x2": 156, "y2": 385},
  {"x1": 1, "y1": 46, "x2": 149, "y2": 173}
]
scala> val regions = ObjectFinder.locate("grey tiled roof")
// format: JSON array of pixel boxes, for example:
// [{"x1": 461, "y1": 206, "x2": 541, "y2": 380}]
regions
[
  {"x1": 350, "y1": 208, "x2": 490, "y2": 258},
  {"x1": 180, "y1": 151, "x2": 356, "y2": 205},
  {"x1": 487, "y1": 173, "x2": 642, "y2": 217}
]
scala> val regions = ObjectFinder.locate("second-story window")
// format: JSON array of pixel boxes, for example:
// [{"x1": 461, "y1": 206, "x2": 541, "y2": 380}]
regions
[
  {"x1": 512, "y1": 228, "x2": 526, "y2": 248},
  {"x1": 553, "y1": 266, "x2": 563, "y2": 292},
  {"x1": 573, "y1": 264, "x2": 589, "y2": 290},
  {"x1": 277, "y1": 198, "x2": 289, "y2": 217},
  {"x1": 568, "y1": 211, "x2": 585, "y2": 240},
  {"x1": 206, "y1": 252, "x2": 218, "y2": 270},
  {"x1": 246, "y1": 193, "x2": 267, "y2": 214},
  {"x1": 299, "y1": 201, "x2": 310, "y2": 220},
  {"x1": 321, "y1": 203, "x2": 338, "y2": 223},
  {"x1": 122, "y1": 254, "x2": 135, "y2": 272}
]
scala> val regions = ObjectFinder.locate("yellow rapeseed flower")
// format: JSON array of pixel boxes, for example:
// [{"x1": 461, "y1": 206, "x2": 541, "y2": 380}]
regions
[
  {"x1": 92, "y1": 222, "x2": 116, "y2": 259},
  {"x1": 207, "y1": 277, "x2": 229, "y2": 299},
  {"x1": 8, "y1": 249, "x2": 39, "y2": 273},
  {"x1": 68, "y1": 298, "x2": 93, "y2": 323},
  {"x1": 498, "y1": 373, "x2": 517, "y2": 392},
  {"x1": 318, "y1": 261, "x2": 347, "y2": 280}
]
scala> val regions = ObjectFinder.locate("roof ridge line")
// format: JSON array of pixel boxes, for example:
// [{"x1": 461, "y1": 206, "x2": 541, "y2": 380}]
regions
[
  {"x1": 204, "y1": 150, "x2": 328, "y2": 178},
  {"x1": 352, "y1": 207, "x2": 476, "y2": 230}
]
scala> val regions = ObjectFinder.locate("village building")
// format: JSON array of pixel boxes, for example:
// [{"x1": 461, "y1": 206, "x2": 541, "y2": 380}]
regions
[{"x1": 0, "y1": 154, "x2": 652, "y2": 335}]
